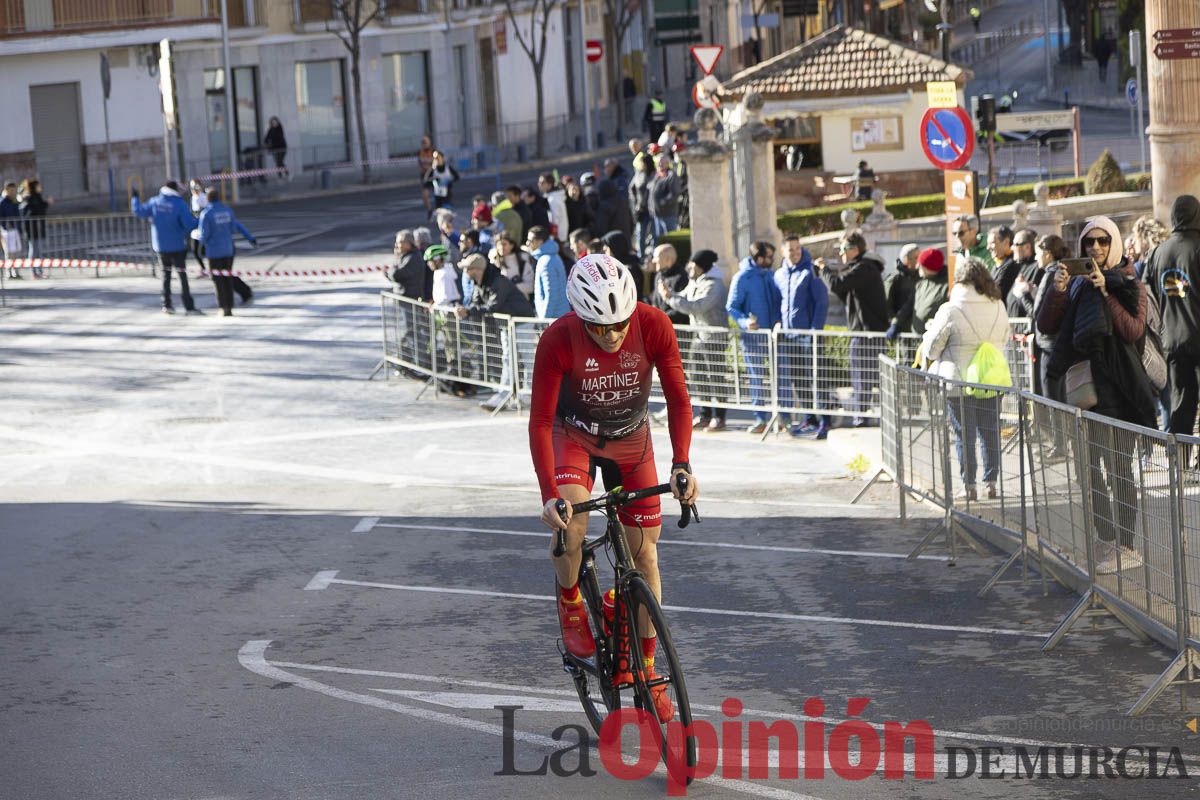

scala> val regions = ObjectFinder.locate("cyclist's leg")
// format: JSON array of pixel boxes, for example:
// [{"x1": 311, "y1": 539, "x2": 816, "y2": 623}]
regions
[{"x1": 551, "y1": 482, "x2": 591, "y2": 588}]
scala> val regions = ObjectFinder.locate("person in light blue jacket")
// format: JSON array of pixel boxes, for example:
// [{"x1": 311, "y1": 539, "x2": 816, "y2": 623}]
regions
[
  {"x1": 198, "y1": 189, "x2": 256, "y2": 317},
  {"x1": 132, "y1": 181, "x2": 199, "y2": 314},
  {"x1": 726, "y1": 241, "x2": 783, "y2": 432},
  {"x1": 527, "y1": 225, "x2": 569, "y2": 318},
  {"x1": 774, "y1": 235, "x2": 832, "y2": 439}
]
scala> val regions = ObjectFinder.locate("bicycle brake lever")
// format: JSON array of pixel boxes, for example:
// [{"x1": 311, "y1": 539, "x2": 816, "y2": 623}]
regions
[
  {"x1": 552, "y1": 499, "x2": 568, "y2": 556},
  {"x1": 674, "y1": 474, "x2": 700, "y2": 528}
]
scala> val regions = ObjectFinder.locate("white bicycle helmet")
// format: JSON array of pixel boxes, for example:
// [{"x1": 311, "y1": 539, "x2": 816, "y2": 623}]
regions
[{"x1": 567, "y1": 254, "x2": 638, "y2": 325}]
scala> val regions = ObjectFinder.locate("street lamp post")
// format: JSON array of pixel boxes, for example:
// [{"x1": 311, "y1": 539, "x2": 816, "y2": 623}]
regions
[{"x1": 219, "y1": 0, "x2": 239, "y2": 202}]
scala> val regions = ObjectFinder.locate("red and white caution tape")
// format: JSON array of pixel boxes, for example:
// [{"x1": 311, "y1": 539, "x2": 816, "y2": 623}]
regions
[
  {"x1": 3, "y1": 258, "x2": 390, "y2": 279},
  {"x1": 208, "y1": 265, "x2": 389, "y2": 278},
  {"x1": 195, "y1": 166, "x2": 288, "y2": 182}
]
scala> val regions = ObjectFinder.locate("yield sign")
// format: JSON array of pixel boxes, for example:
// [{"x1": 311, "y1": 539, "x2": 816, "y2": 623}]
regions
[
  {"x1": 919, "y1": 106, "x2": 975, "y2": 170},
  {"x1": 690, "y1": 44, "x2": 724, "y2": 75}
]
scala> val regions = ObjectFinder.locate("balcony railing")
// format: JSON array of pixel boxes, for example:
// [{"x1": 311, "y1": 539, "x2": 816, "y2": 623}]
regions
[
  {"x1": 293, "y1": 0, "x2": 428, "y2": 25},
  {"x1": 1, "y1": 0, "x2": 264, "y2": 37}
]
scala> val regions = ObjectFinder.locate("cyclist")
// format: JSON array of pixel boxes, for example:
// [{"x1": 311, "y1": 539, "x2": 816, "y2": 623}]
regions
[{"x1": 530, "y1": 253, "x2": 700, "y2": 722}]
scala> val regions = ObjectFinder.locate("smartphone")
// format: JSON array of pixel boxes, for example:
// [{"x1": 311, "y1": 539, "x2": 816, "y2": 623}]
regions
[{"x1": 1062, "y1": 258, "x2": 1093, "y2": 276}]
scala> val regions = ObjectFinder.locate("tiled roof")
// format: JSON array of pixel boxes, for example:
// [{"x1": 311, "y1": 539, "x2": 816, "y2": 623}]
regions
[{"x1": 724, "y1": 25, "x2": 970, "y2": 100}]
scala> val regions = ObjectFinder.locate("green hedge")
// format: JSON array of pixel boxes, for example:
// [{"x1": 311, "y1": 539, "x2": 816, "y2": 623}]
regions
[{"x1": 670, "y1": 174, "x2": 1151, "y2": 242}]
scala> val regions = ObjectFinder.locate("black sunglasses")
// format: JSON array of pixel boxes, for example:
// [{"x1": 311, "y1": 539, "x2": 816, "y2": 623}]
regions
[{"x1": 1082, "y1": 235, "x2": 1111, "y2": 248}]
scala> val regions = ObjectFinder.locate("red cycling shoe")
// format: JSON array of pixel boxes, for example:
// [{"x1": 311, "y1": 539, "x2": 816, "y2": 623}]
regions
[
  {"x1": 558, "y1": 596, "x2": 596, "y2": 658},
  {"x1": 643, "y1": 664, "x2": 675, "y2": 723}
]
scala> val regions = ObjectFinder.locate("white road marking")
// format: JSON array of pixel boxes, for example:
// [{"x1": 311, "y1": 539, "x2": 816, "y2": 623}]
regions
[
  {"x1": 273, "y1": 658, "x2": 1195, "y2": 761},
  {"x1": 310, "y1": 573, "x2": 1046, "y2": 637},
  {"x1": 374, "y1": 521, "x2": 949, "y2": 562},
  {"x1": 414, "y1": 443, "x2": 438, "y2": 461},
  {"x1": 352, "y1": 517, "x2": 379, "y2": 534},
  {"x1": 239, "y1": 641, "x2": 829, "y2": 800},
  {"x1": 371, "y1": 689, "x2": 584, "y2": 713},
  {"x1": 232, "y1": 418, "x2": 520, "y2": 446},
  {"x1": 304, "y1": 570, "x2": 339, "y2": 590}
]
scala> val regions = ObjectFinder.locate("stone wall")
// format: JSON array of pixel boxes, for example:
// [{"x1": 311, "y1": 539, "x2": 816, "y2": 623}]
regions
[{"x1": 83, "y1": 137, "x2": 165, "y2": 197}]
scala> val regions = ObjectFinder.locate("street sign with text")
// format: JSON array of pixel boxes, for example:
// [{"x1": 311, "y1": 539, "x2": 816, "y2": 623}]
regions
[
  {"x1": 1154, "y1": 40, "x2": 1200, "y2": 60},
  {"x1": 1153, "y1": 28, "x2": 1200, "y2": 43},
  {"x1": 993, "y1": 109, "x2": 1075, "y2": 132}
]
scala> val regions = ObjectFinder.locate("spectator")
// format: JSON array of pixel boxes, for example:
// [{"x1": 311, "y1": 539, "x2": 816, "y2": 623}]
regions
[
  {"x1": 649, "y1": 153, "x2": 682, "y2": 244},
  {"x1": 988, "y1": 225, "x2": 1019, "y2": 299},
  {"x1": 197, "y1": 188, "x2": 256, "y2": 317},
  {"x1": 643, "y1": 87, "x2": 668, "y2": 144},
  {"x1": 1, "y1": 181, "x2": 21, "y2": 278},
  {"x1": 423, "y1": 150, "x2": 460, "y2": 212},
  {"x1": 469, "y1": 204, "x2": 495, "y2": 252},
  {"x1": 661, "y1": 249, "x2": 729, "y2": 431},
  {"x1": 601, "y1": 230, "x2": 644, "y2": 300},
  {"x1": 952, "y1": 214, "x2": 993, "y2": 270},
  {"x1": 628, "y1": 152, "x2": 655, "y2": 258},
  {"x1": 392, "y1": 228, "x2": 430, "y2": 300},
  {"x1": 1006, "y1": 229, "x2": 1042, "y2": 320},
  {"x1": 187, "y1": 180, "x2": 209, "y2": 273},
  {"x1": 853, "y1": 160, "x2": 876, "y2": 201},
  {"x1": 727, "y1": 240, "x2": 783, "y2": 433},
  {"x1": 455, "y1": 254, "x2": 536, "y2": 411},
  {"x1": 537, "y1": 173, "x2": 569, "y2": 238},
  {"x1": 563, "y1": 181, "x2": 593, "y2": 236},
  {"x1": 414, "y1": 226, "x2": 434, "y2": 255},
  {"x1": 884, "y1": 243, "x2": 919, "y2": 340},
  {"x1": 489, "y1": 232, "x2": 534, "y2": 300},
  {"x1": 263, "y1": 116, "x2": 288, "y2": 179},
  {"x1": 1030, "y1": 234, "x2": 1069, "y2": 457},
  {"x1": 1094, "y1": 29, "x2": 1115, "y2": 82},
  {"x1": 649, "y1": 243, "x2": 688, "y2": 324},
  {"x1": 895, "y1": 247, "x2": 951, "y2": 338},
  {"x1": 1129, "y1": 214, "x2": 1168, "y2": 280},
  {"x1": 417, "y1": 135, "x2": 435, "y2": 216},
  {"x1": 601, "y1": 157, "x2": 631, "y2": 197},
  {"x1": 623, "y1": 75, "x2": 638, "y2": 123},
  {"x1": 435, "y1": 209, "x2": 462, "y2": 266},
  {"x1": 521, "y1": 186, "x2": 551, "y2": 230},
  {"x1": 775, "y1": 235, "x2": 831, "y2": 439},
  {"x1": 131, "y1": 180, "x2": 198, "y2": 314},
  {"x1": 459, "y1": 229, "x2": 487, "y2": 304},
  {"x1": 595, "y1": 177, "x2": 634, "y2": 242},
  {"x1": 425, "y1": 244, "x2": 460, "y2": 307},
  {"x1": 921, "y1": 257, "x2": 1011, "y2": 501},
  {"x1": 527, "y1": 225, "x2": 569, "y2": 319},
  {"x1": 817, "y1": 232, "x2": 888, "y2": 425},
  {"x1": 492, "y1": 186, "x2": 525, "y2": 246},
  {"x1": 1039, "y1": 216, "x2": 1155, "y2": 573},
  {"x1": 19, "y1": 179, "x2": 51, "y2": 279},
  {"x1": 1144, "y1": 195, "x2": 1200, "y2": 447},
  {"x1": 568, "y1": 228, "x2": 592, "y2": 260},
  {"x1": 628, "y1": 137, "x2": 644, "y2": 159}
]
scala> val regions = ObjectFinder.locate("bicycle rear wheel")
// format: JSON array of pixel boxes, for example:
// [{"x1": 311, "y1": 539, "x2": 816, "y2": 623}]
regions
[
  {"x1": 624, "y1": 575, "x2": 696, "y2": 782},
  {"x1": 569, "y1": 572, "x2": 620, "y2": 735}
]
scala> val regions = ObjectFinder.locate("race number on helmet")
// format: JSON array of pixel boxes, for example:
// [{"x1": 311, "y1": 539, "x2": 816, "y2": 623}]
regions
[{"x1": 567, "y1": 254, "x2": 638, "y2": 325}]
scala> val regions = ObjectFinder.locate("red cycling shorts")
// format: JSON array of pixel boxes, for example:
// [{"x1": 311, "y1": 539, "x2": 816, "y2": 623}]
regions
[{"x1": 552, "y1": 418, "x2": 661, "y2": 527}]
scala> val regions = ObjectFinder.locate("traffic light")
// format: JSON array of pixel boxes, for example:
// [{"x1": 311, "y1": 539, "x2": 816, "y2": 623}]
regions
[{"x1": 977, "y1": 94, "x2": 996, "y2": 133}]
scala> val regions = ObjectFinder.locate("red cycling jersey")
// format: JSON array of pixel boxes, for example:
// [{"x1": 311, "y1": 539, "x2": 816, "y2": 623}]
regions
[{"x1": 529, "y1": 304, "x2": 692, "y2": 504}]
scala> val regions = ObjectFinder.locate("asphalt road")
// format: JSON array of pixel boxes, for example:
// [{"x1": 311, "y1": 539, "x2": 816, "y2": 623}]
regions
[{"x1": 2, "y1": 275, "x2": 1199, "y2": 799}]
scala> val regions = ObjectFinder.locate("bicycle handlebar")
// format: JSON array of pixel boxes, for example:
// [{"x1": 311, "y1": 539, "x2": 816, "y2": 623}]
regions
[{"x1": 551, "y1": 474, "x2": 700, "y2": 557}]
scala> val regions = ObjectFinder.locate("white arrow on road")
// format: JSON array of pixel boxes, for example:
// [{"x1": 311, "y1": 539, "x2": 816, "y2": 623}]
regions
[{"x1": 370, "y1": 688, "x2": 584, "y2": 713}]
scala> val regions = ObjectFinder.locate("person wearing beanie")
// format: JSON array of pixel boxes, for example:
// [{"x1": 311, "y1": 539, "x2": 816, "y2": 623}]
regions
[
  {"x1": 661, "y1": 249, "x2": 729, "y2": 431},
  {"x1": 1144, "y1": 195, "x2": 1200, "y2": 448},
  {"x1": 907, "y1": 246, "x2": 951, "y2": 336}
]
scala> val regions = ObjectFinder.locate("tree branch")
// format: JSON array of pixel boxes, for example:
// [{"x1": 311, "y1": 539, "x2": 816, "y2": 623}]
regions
[{"x1": 503, "y1": 0, "x2": 540, "y2": 62}]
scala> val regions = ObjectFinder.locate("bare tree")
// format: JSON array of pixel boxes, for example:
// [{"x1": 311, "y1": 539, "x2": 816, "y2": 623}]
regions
[
  {"x1": 329, "y1": 0, "x2": 385, "y2": 183},
  {"x1": 503, "y1": 0, "x2": 561, "y2": 159},
  {"x1": 599, "y1": 0, "x2": 639, "y2": 132}
]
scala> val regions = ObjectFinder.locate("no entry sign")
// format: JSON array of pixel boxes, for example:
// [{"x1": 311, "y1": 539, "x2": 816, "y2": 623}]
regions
[
  {"x1": 919, "y1": 106, "x2": 975, "y2": 170},
  {"x1": 585, "y1": 39, "x2": 603, "y2": 63}
]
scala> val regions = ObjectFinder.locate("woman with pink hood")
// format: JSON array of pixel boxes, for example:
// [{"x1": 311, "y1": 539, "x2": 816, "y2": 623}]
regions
[{"x1": 1036, "y1": 215, "x2": 1155, "y2": 575}]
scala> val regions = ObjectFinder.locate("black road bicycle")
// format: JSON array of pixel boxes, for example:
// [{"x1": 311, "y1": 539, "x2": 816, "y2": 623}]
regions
[{"x1": 552, "y1": 475, "x2": 700, "y2": 778}]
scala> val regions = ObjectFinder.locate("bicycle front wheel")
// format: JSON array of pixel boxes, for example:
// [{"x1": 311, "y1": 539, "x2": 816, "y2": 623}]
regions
[{"x1": 624, "y1": 576, "x2": 696, "y2": 781}]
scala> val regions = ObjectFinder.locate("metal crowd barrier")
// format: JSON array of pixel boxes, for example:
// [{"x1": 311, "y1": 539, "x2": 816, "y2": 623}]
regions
[
  {"x1": 878, "y1": 355, "x2": 1200, "y2": 715},
  {"x1": 380, "y1": 292, "x2": 1038, "y2": 423},
  {"x1": 33, "y1": 214, "x2": 157, "y2": 274}
]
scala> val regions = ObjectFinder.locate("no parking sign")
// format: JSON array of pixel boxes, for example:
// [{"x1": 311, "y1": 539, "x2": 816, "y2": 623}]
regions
[{"x1": 919, "y1": 106, "x2": 975, "y2": 171}]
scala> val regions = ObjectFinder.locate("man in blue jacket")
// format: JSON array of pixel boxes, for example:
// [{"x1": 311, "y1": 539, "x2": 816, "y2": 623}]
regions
[
  {"x1": 198, "y1": 189, "x2": 257, "y2": 317},
  {"x1": 726, "y1": 240, "x2": 782, "y2": 433},
  {"x1": 774, "y1": 235, "x2": 832, "y2": 439},
  {"x1": 132, "y1": 181, "x2": 199, "y2": 314},
  {"x1": 527, "y1": 225, "x2": 569, "y2": 319}
]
